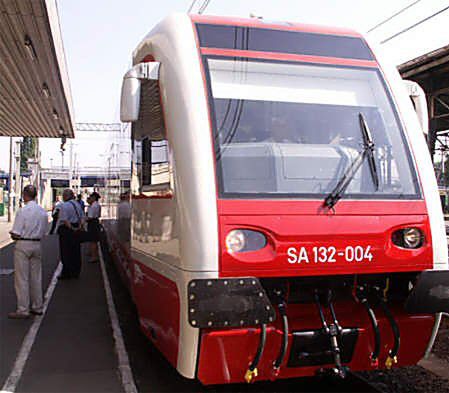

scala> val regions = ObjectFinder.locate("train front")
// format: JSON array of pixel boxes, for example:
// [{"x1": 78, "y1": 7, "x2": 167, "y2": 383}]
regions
[{"x1": 189, "y1": 18, "x2": 449, "y2": 384}]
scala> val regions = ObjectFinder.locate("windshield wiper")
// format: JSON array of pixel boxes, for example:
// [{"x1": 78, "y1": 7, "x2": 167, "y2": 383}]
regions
[
  {"x1": 360, "y1": 112, "x2": 380, "y2": 191},
  {"x1": 323, "y1": 113, "x2": 379, "y2": 209}
]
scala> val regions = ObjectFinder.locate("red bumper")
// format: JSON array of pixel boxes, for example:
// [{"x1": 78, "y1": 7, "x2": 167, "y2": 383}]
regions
[{"x1": 197, "y1": 302, "x2": 434, "y2": 385}]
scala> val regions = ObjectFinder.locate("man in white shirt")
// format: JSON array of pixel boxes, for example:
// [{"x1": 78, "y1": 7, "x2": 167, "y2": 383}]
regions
[{"x1": 8, "y1": 185, "x2": 48, "y2": 319}]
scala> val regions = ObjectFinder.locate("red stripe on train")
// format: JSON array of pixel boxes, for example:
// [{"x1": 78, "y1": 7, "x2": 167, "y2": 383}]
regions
[{"x1": 200, "y1": 47, "x2": 378, "y2": 68}]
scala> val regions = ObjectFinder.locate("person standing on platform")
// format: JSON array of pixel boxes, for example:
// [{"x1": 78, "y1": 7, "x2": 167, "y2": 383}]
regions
[
  {"x1": 117, "y1": 191, "x2": 131, "y2": 248},
  {"x1": 76, "y1": 193, "x2": 85, "y2": 213},
  {"x1": 87, "y1": 192, "x2": 101, "y2": 263},
  {"x1": 57, "y1": 189, "x2": 85, "y2": 279},
  {"x1": 49, "y1": 195, "x2": 63, "y2": 235},
  {"x1": 8, "y1": 185, "x2": 48, "y2": 319}
]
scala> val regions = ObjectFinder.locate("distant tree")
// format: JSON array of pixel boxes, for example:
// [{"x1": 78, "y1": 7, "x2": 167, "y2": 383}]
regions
[{"x1": 20, "y1": 137, "x2": 36, "y2": 173}]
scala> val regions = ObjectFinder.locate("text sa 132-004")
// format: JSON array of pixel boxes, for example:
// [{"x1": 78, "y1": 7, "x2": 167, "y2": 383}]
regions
[{"x1": 287, "y1": 246, "x2": 374, "y2": 264}]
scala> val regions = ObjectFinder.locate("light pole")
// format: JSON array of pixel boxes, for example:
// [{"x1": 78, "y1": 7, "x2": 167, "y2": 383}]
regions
[
  {"x1": 14, "y1": 140, "x2": 21, "y2": 212},
  {"x1": 7, "y1": 137, "x2": 13, "y2": 222},
  {"x1": 107, "y1": 156, "x2": 112, "y2": 218}
]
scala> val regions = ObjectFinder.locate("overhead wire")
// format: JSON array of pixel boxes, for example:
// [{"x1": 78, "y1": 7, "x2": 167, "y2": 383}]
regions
[
  {"x1": 187, "y1": 0, "x2": 198, "y2": 13},
  {"x1": 198, "y1": 0, "x2": 212, "y2": 14},
  {"x1": 381, "y1": 4, "x2": 449, "y2": 44},
  {"x1": 367, "y1": 0, "x2": 422, "y2": 33},
  {"x1": 188, "y1": 0, "x2": 212, "y2": 15}
]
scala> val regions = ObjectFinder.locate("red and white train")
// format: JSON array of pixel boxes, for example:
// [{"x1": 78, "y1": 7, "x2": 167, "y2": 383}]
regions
[{"x1": 107, "y1": 13, "x2": 449, "y2": 385}]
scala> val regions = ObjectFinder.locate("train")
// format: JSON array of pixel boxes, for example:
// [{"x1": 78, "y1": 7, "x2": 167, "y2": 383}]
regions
[{"x1": 104, "y1": 13, "x2": 449, "y2": 385}]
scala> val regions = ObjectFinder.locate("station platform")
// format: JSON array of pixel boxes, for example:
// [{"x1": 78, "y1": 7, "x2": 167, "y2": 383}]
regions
[
  {"x1": 0, "y1": 234, "x2": 124, "y2": 393},
  {"x1": 0, "y1": 216, "x2": 12, "y2": 248}
]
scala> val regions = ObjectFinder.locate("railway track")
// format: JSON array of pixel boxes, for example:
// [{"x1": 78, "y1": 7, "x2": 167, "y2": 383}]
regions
[{"x1": 348, "y1": 372, "x2": 385, "y2": 393}]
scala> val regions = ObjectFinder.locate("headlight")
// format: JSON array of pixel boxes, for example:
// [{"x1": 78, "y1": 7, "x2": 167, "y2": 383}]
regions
[
  {"x1": 403, "y1": 227, "x2": 423, "y2": 248},
  {"x1": 392, "y1": 227, "x2": 424, "y2": 249},
  {"x1": 226, "y1": 229, "x2": 267, "y2": 253},
  {"x1": 226, "y1": 230, "x2": 246, "y2": 253}
]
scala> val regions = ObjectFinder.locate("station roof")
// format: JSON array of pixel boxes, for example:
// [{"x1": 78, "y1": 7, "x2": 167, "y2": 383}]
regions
[
  {"x1": 399, "y1": 44, "x2": 449, "y2": 80},
  {"x1": 398, "y1": 44, "x2": 449, "y2": 133},
  {"x1": 0, "y1": 0, "x2": 74, "y2": 138}
]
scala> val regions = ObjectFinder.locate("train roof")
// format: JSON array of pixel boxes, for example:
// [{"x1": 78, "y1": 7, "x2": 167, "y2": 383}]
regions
[
  {"x1": 132, "y1": 13, "x2": 364, "y2": 61},
  {"x1": 190, "y1": 14, "x2": 363, "y2": 38}
]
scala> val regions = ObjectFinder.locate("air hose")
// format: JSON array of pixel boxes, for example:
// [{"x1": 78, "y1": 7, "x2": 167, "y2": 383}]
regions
[
  {"x1": 361, "y1": 298, "x2": 381, "y2": 366},
  {"x1": 245, "y1": 324, "x2": 267, "y2": 383},
  {"x1": 273, "y1": 302, "x2": 289, "y2": 371},
  {"x1": 379, "y1": 299, "x2": 400, "y2": 369},
  {"x1": 315, "y1": 293, "x2": 329, "y2": 330}
]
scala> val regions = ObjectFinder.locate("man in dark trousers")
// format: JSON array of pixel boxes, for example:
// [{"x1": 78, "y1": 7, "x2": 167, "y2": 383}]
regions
[{"x1": 57, "y1": 189, "x2": 85, "y2": 279}]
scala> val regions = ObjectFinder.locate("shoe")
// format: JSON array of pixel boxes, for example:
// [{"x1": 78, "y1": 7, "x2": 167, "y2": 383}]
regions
[
  {"x1": 8, "y1": 312, "x2": 30, "y2": 319},
  {"x1": 30, "y1": 310, "x2": 43, "y2": 316}
]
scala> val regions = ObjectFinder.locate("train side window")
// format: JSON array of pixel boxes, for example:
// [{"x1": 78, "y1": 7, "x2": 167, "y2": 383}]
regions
[
  {"x1": 141, "y1": 137, "x2": 171, "y2": 192},
  {"x1": 132, "y1": 78, "x2": 173, "y2": 197}
]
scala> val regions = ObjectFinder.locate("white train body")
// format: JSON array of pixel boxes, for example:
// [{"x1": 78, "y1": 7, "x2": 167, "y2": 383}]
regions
[{"x1": 106, "y1": 13, "x2": 449, "y2": 385}]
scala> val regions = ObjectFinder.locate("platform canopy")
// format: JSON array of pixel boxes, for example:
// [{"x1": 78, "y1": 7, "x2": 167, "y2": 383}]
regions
[
  {"x1": 0, "y1": 0, "x2": 74, "y2": 138},
  {"x1": 398, "y1": 44, "x2": 449, "y2": 156},
  {"x1": 399, "y1": 45, "x2": 449, "y2": 132}
]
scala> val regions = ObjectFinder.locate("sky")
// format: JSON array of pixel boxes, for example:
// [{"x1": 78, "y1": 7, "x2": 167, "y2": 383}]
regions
[{"x1": 1, "y1": 0, "x2": 449, "y2": 172}]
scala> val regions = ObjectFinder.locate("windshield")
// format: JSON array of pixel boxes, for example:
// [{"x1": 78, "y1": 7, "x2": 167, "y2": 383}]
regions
[{"x1": 205, "y1": 57, "x2": 420, "y2": 199}]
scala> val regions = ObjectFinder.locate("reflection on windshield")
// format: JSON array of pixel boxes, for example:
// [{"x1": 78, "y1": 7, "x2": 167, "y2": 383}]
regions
[{"x1": 208, "y1": 58, "x2": 419, "y2": 199}]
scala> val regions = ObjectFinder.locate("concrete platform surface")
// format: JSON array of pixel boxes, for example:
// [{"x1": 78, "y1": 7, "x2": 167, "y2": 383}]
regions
[
  {"x1": 1, "y1": 238, "x2": 123, "y2": 393},
  {"x1": 0, "y1": 216, "x2": 12, "y2": 248}
]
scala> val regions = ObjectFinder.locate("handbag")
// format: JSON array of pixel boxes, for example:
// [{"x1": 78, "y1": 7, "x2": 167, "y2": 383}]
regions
[{"x1": 68, "y1": 200, "x2": 90, "y2": 242}]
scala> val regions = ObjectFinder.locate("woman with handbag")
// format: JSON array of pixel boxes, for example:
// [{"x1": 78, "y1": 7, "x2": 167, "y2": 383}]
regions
[{"x1": 87, "y1": 192, "x2": 102, "y2": 263}]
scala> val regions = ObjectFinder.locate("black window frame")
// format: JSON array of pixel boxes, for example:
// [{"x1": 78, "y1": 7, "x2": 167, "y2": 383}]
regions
[
  {"x1": 196, "y1": 23, "x2": 374, "y2": 61},
  {"x1": 137, "y1": 136, "x2": 171, "y2": 193},
  {"x1": 130, "y1": 77, "x2": 173, "y2": 196}
]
